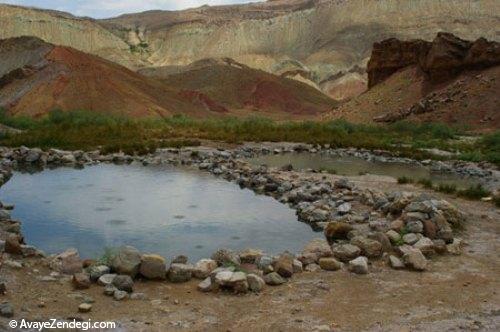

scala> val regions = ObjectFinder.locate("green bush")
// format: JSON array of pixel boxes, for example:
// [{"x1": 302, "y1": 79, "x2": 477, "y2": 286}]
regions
[
  {"x1": 417, "y1": 178, "x2": 434, "y2": 189},
  {"x1": 397, "y1": 176, "x2": 414, "y2": 184},
  {"x1": 457, "y1": 184, "x2": 491, "y2": 200},
  {"x1": 436, "y1": 183, "x2": 457, "y2": 194}
]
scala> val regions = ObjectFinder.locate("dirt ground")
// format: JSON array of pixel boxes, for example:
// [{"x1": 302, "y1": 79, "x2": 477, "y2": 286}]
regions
[{"x1": 0, "y1": 175, "x2": 499, "y2": 331}]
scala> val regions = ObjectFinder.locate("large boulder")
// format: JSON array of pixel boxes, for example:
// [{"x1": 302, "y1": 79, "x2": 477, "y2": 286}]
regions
[
  {"x1": 332, "y1": 244, "x2": 361, "y2": 262},
  {"x1": 49, "y1": 248, "x2": 82, "y2": 275},
  {"x1": 350, "y1": 236, "x2": 383, "y2": 258},
  {"x1": 193, "y1": 259, "x2": 218, "y2": 279},
  {"x1": 139, "y1": 254, "x2": 166, "y2": 280},
  {"x1": 324, "y1": 222, "x2": 353, "y2": 243},
  {"x1": 273, "y1": 253, "x2": 294, "y2": 278},
  {"x1": 109, "y1": 246, "x2": 142, "y2": 277},
  {"x1": 168, "y1": 263, "x2": 193, "y2": 283}
]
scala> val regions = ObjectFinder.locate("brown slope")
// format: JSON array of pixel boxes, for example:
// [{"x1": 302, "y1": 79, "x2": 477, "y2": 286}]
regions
[
  {"x1": 0, "y1": 36, "x2": 213, "y2": 118},
  {"x1": 325, "y1": 33, "x2": 500, "y2": 131},
  {"x1": 140, "y1": 58, "x2": 337, "y2": 119}
]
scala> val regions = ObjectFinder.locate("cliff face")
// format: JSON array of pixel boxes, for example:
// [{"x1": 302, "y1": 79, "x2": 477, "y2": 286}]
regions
[
  {"x1": 0, "y1": 4, "x2": 138, "y2": 68},
  {"x1": 1, "y1": 1, "x2": 499, "y2": 100},
  {"x1": 368, "y1": 33, "x2": 500, "y2": 87}
]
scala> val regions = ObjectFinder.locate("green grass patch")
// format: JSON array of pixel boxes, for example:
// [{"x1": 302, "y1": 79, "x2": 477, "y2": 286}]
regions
[
  {"x1": 417, "y1": 178, "x2": 434, "y2": 189},
  {"x1": 436, "y1": 183, "x2": 457, "y2": 194},
  {"x1": 0, "y1": 110, "x2": 496, "y2": 165},
  {"x1": 456, "y1": 184, "x2": 491, "y2": 200},
  {"x1": 397, "y1": 176, "x2": 414, "y2": 184}
]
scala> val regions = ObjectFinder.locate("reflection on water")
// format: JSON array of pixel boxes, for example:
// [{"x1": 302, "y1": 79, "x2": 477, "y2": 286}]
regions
[
  {"x1": 0, "y1": 164, "x2": 316, "y2": 260},
  {"x1": 249, "y1": 153, "x2": 480, "y2": 189}
]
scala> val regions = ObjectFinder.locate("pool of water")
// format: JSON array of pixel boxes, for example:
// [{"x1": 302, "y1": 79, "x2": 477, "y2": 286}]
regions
[
  {"x1": 249, "y1": 153, "x2": 480, "y2": 189},
  {"x1": 0, "y1": 164, "x2": 317, "y2": 261}
]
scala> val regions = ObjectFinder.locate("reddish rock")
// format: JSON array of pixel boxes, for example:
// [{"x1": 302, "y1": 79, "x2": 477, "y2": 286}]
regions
[
  {"x1": 5, "y1": 235, "x2": 23, "y2": 255},
  {"x1": 368, "y1": 32, "x2": 500, "y2": 87},
  {"x1": 422, "y1": 219, "x2": 437, "y2": 239},
  {"x1": 72, "y1": 273, "x2": 91, "y2": 289},
  {"x1": 273, "y1": 253, "x2": 294, "y2": 278}
]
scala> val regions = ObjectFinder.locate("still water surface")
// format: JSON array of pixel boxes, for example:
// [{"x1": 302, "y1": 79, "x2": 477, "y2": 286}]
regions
[
  {"x1": 249, "y1": 153, "x2": 479, "y2": 189},
  {"x1": 0, "y1": 164, "x2": 317, "y2": 260}
]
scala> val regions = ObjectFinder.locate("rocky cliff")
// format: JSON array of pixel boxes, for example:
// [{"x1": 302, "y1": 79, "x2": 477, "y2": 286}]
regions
[
  {"x1": 1, "y1": 1, "x2": 498, "y2": 101},
  {"x1": 327, "y1": 33, "x2": 500, "y2": 131},
  {"x1": 368, "y1": 33, "x2": 500, "y2": 87}
]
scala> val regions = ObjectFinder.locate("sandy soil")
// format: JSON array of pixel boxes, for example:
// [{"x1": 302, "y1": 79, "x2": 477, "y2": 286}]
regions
[{"x1": 0, "y1": 174, "x2": 499, "y2": 332}]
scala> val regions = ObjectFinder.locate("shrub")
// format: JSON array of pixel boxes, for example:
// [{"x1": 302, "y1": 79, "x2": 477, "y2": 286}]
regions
[
  {"x1": 436, "y1": 183, "x2": 457, "y2": 194},
  {"x1": 397, "y1": 176, "x2": 414, "y2": 184},
  {"x1": 457, "y1": 184, "x2": 491, "y2": 200},
  {"x1": 417, "y1": 178, "x2": 434, "y2": 189}
]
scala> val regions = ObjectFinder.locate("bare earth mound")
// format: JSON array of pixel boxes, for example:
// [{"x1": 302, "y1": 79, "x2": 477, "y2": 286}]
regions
[
  {"x1": 0, "y1": 37, "x2": 217, "y2": 118},
  {"x1": 140, "y1": 58, "x2": 337, "y2": 119}
]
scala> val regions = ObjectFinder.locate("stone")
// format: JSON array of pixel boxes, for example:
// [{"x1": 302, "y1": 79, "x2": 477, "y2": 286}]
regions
[
  {"x1": 229, "y1": 272, "x2": 249, "y2": 293},
  {"x1": 390, "y1": 219, "x2": 405, "y2": 231},
  {"x1": 112, "y1": 275, "x2": 134, "y2": 293},
  {"x1": 369, "y1": 219, "x2": 389, "y2": 232},
  {"x1": 109, "y1": 246, "x2": 141, "y2": 277},
  {"x1": 103, "y1": 285, "x2": 117, "y2": 296},
  {"x1": 50, "y1": 248, "x2": 82, "y2": 275},
  {"x1": 97, "y1": 274, "x2": 117, "y2": 286},
  {"x1": 389, "y1": 255, "x2": 405, "y2": 269},
  {"x1": 318, "y1": 257, "x2": 342, "y2": 271},
  {"x1": 247, "y1": 274, "x2": 265, "y2": 292},
  {"x1": 193, "y1": 259, "x2": 218, "y2": 279},
  {"x1": 403, "y1": 233, "x2": 419, "y2": 245},
  {"x1": 113, "y1": 290, "x2": 129, "y2": 301},
  {"x1": 385, "y1": 229, "x2": 402, "y2": 243},
  {"x1": 263, "y1": 272, "x2": 286, "y2": 286},
  {"x1": 72, "y1": 273, "x2": 91, "y2": 289},
  {"x1": 256, "y1": 255, "x2": 274, "y2": 270},
  {"x1": 0, "y1": 302, "x2": 13, "y2": 318},
  {"x1": 402, "y1": 247, "x2": 428, "y2": 271},
  {"x1": 348, "y1": 256, "x2": 369, "y2": 274},
  {"x1": 239, "y1": 248, "x2": 263, "y2": 263},
  {"x1": 88, "y1": 265, "x2": 110, "y2": 281},
  {"x1": 404, "y1": 211, "x2": 428, "y2": 222},
  {"x1": 292, "y1": 259, "x2": 303, "y2": 273},
  {"x1": 446, "y1": 238, "x2": 463, "y2": 255},
  {"x1": 197, "y1": 277, "x2": 213, "y2": 292},
  {"x1": 211, "y1": 248, "x2": 241, "y2": 266},
  {"x1": 172, "y1": 255, "x2": 188, "y2": 264},
  {"x1": 304, "y1": 263, "x2": 322, "y2": 272},
  {"x1": 5, "y1": 235, "x2": 22, "y2": 255},
  {"x1": 332, "y1": 244, "x2": 361, "y2": 262},
  {"x1": 214, "y1": 271, "x2": 233, "y2": 287},
  {"x1": 130, "y1": 293, "x2": 146, "y2": 300},
  {"x1": 334, "y1": 178, "x2": 353, "y2": 190},
  {"x1": 337, "y1": 202, "x2": 352, "y2": 214},
  {"x1": 350, "y1": 236, "x2": 383, "y2": 258},
  {"x1": 368, "y1": 232, "x2": 392, "y2": 253},
  {"x1": 433, "y1": 239, "x2": 448, "y2": 254},
  {"x1": 78, "y1": 303, "x2": 92, "y2": 313},
  {"x1": 422, "y1": 219, "x2": 438, "y2": 239},
  {"x1": 405, "y1": 220, "x2": 424, "y2": 233},
  {"x1": 302, "y1": 238, "x2": 333, "y2": 258},
  {"x1": 274, "y1": 253, "x2": 294, "y2": 278},
  {"x1": 413, "y1": 237, "x2": 435, "y2": 256},
  {"x1": 297, "y1": 253, "x2": 318, "y2": 265},
  {"x1": 324, "y1": 222, "x2": 353, "y2": 243},
  {"x1": 140, "y1": 254, "x2": 166, "y2": 280},
  {"x1": 168, "y1": 264, "x2": 193, "y2": 283}
]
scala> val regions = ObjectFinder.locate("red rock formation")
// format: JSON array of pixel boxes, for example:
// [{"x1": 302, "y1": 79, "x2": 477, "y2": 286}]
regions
[{"x1": 367, "y1": 32, "x2": 500, "y2": 88}]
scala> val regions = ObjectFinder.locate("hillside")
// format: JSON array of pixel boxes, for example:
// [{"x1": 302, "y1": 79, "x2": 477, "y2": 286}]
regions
[
  {"x1": 0, "y1": 37, "x2": 336, "y2": 119},
  {"x1": 0, "y1": 37, "x2": 216, "y2": 118},
  {"x1": 1, "y1": 1, "x2": 498, "y2": 101},
  {"x1": 325, "y1": 33, "x2": 500, "y2": 131},
  {"x1": 140, "y1": 58, "x2": 337, "y2": 118}
]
